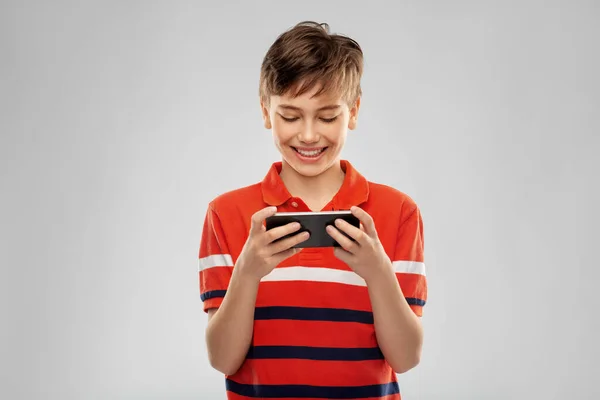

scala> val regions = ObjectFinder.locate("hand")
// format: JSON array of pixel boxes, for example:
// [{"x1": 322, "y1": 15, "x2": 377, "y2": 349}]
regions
[
  {"x1": 235, "y1": 206, "x2": 309, "y2": 281},
  {"x1": 326, "y1": 206, "x2": 393, "y2": 283}
]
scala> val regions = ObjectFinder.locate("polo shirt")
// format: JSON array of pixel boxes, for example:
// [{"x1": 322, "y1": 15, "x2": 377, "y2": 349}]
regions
[{"x1": 198, "y1": 159, "x2": 427, "y2": 400}]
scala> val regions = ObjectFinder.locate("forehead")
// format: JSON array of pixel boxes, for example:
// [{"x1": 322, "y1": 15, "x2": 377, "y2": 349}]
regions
[{"x1": 272, "y1": 85, "x2": 345, "y2": 109}]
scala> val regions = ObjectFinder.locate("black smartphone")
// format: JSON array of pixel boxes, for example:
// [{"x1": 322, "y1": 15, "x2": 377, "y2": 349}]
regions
[{"x1": 265, "y1": 210, "x2": 360, "y2": 248}]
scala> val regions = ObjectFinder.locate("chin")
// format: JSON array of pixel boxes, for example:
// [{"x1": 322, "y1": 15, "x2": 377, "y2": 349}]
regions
[{"x1": 288, "y1": 163, "x2": 327, "y2": 177}]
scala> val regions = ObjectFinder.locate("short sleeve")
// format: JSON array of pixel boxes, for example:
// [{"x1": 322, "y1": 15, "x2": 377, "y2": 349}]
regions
[
  {"x1": 392, "y1": 205, "x2": 427, "y2": 317},
  {"x1": 198, "y1": 205, "x2": 233, "y2": 312}
]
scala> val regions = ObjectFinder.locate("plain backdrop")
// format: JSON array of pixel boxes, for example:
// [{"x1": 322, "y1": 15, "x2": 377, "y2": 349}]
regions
[{"x1": 1, "y1": 1, "x2": 598, "y2": 399}]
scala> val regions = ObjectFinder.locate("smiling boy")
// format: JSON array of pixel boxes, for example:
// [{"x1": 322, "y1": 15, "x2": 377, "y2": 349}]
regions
[{"x1": 198, "y1": 21, "x2": 427, "y2": 399}]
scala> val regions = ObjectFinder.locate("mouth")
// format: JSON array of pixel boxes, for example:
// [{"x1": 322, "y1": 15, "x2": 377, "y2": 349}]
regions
[{"x1": 291, "y1": 146, "x2": 328, "y2": 158}]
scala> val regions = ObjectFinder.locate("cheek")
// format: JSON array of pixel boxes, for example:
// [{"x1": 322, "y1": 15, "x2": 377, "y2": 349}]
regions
[
  {"x1": 272, "y1": 121, "x2": 296, "y2": 143},
  {"x1": 323, "y1": 124, "x2": 347, "y2": 145}
]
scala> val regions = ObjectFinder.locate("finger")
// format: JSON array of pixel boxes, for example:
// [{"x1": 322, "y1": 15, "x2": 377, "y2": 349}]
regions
[
  {"x1": 326, "y1": 225, "x2": 359, "y2": 253},
  {"x1": 351, "y1": 206, "x2": 377, "y2": 237},
  {"x1": 333, "y1": 218, "x2": 366, "y2": 244},
  {"x1": 333, "y1": 246, "x2": 353, "y2": 264},
  {"x1": 269, "y1": 230, "x2": 310, "y2": 254},
  {"x1": 250, "y1": 206, "x2": 278, "y2": 235},
  {"x1": 270, "y1": 247, "x2": 300, "y2": 265},
  {"x1": 264, "y1": 221, "x2": 302, "y2": 244}
]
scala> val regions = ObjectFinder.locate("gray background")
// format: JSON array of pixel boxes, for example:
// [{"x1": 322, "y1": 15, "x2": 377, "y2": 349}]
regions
[{"x1": 1, "y1": 1, "x2": 598, "y2": 399}]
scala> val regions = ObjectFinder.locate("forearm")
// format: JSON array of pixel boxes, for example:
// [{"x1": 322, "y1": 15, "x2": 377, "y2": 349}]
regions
[
  {"x1": 205, "y1": 268, "x2": 260, "y2": 375},
  {"x1": 367, "y1": 267, "x2": 423, "y2": 373}
]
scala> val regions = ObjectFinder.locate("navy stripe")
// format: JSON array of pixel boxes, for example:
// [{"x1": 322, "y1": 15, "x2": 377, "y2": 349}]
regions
[
  {"x1": 200, "y1": 290, "x2": 226, "y2": 302},
  {"x1": 226, "y1": 379, "x2": 399, "y2": 399},
  {"x1": 246, "y1": 345, "x2": 384, "y2": 361},
  {"x1": 406, "y1": 297, "x2": 426, "y2": 306},
  {"x1": 254, "y1": 306, "x2": 374, "y2": 324}
]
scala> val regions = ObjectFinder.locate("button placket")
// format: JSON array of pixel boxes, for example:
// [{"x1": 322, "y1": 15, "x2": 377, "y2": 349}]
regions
[{"x1": 289, "y1": 198, "x2": 310, "y2": 211}]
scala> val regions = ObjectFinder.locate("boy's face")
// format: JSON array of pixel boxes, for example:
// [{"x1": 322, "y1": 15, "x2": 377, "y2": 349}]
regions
[{"x1": 260, "y1": 84, "x2": 360, "y2": 178}]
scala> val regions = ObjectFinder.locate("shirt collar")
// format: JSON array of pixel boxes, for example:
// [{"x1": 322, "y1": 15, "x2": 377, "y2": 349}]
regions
[{"x1": 261, "y1": 159, "x2": 369, "y2": 210}]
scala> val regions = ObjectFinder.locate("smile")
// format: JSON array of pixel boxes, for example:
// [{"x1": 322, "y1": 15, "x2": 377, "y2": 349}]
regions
[{"x1": 292, "y1": 147, "x2": 327, "y2": 157}]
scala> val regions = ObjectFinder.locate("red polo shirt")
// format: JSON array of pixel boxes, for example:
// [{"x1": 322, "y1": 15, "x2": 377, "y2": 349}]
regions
[{"x1": 198, "y1": 159, "x2": 427, "y2": 400}]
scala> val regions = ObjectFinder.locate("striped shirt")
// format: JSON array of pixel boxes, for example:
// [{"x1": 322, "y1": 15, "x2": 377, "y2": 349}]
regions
[{"x1": 198, "y1": 159, "x2": 427, "y2": 399}]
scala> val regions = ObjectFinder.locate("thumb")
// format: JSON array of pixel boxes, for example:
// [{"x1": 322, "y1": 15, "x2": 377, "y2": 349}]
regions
[{"x1": 250, "y1": 206, "x2": 278, "y2": 235}]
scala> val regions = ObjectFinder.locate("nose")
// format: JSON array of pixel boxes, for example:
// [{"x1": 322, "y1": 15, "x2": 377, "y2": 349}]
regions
[{"x1": 298, "y1": 121, "x2": 319, "y2": 143}]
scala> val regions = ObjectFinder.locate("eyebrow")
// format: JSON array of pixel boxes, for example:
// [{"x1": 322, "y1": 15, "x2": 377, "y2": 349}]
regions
[{"x1": 278, "y1": 104, "x2": 341, "y2": 111}]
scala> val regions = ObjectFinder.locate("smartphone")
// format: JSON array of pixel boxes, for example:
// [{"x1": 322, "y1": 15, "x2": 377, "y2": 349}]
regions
[{"x1": 265, "y1": 210, "x2": 360, "y2": 248}]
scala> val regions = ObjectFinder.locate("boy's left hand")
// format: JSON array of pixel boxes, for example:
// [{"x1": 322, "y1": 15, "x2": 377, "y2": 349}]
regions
[{"x1": 326, "y1": 206, "x2": 393, "y2": 283}]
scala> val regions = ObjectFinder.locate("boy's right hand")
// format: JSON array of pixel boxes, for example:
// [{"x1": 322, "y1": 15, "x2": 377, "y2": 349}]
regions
[{"x1": 235, "y1": 206, "x2": 309, "y2": 281}]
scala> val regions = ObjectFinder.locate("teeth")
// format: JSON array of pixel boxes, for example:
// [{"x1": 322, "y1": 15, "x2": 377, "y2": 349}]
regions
[{"x1": 297, "y1": 148, "x2": 323, "y2": 157}]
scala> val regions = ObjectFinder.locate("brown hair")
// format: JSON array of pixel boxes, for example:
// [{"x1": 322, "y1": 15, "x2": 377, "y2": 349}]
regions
[{"x1": 259, "y1": 21, "x2": 363, "y2": 107}]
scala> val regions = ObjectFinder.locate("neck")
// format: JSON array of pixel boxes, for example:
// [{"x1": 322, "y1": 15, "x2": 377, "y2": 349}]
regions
[{"x1": 280, "y1": 160, "x2": 345, "y2": 208}]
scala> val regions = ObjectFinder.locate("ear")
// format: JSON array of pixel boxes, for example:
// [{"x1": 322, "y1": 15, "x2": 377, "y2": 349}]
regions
[
  {"x1": 348, "y1": 96, "x2": 361, "y2": 130},
  {"x1": 260, "y1": 98, "x2": 272, "y2": 129}
]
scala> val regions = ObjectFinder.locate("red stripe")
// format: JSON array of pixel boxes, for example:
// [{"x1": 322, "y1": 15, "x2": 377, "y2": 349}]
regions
[
  {"x1": 200, "y1": 270, "x2": 426, "y2": 315},
  {"x1": 232, "y1": 358, "x2": 395, "y2": 387},
  {"x1": 202, "y1": 297, "x2": 223, "y2": 311},
  {"x1": 396, "y1": 273, "x2": 427, "y2": 300},
  {"x1": 256, "y1": 281, "x2": 372, "y2": 311},
  {"x1": 253, "y1": 319, "x2": 377, "y2": 347},
  {"x1": 199, "y1": 266, "x2": 232, "y2": 290}
]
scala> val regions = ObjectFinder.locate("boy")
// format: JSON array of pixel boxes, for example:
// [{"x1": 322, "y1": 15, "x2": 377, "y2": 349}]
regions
[{"x1": 198, "y1": 21, "x2": 427, "y2": 399}]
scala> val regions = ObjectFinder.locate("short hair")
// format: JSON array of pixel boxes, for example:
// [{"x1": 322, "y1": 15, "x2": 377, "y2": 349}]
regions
[{"x1": 259, "y1": 21, "x2": 363, "y2": 107}]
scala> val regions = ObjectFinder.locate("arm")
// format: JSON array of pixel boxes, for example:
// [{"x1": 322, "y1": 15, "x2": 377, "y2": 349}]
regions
[
  {"x1": 366, "y1": 266, "x2": 423, "y2": 373},
  {"x1": 368, "y1": 205, "x2": 427, "y2": 373},
  {"x1": 199, "y1": 205, "x2": 252, "y2": 376},
  {"x1": 326, "y1": 204, "x2": 428, "y2": 374},
  {"x1": 199, "y1": 205, "x2": 307, "y2": 376},
  {"x1": 205, "y1": 269, "x2": 260, "y2": 376}
]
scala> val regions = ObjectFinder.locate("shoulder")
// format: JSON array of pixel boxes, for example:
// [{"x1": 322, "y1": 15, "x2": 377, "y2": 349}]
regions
[
  {"x1": 207, "y1": 182, "x2": 263, "y2": 215},
  {"x1": 364, "y1": 181, "x2": 424, "y2": 256},
  {"x1": 367, "y1": 180, "x2": 419, "y2": 218}
]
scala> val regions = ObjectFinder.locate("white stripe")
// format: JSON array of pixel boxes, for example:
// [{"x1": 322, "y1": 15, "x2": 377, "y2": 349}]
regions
[
  {"x1": 198, "y1": 254, "x2": 233, "y2": 271},
  {"x1": 392, "y1": 261, "x2": 426, "y2": 276},
  {"x1": 198, "y1": 257, "x2": 424, "y2": 278},
  {"x1": 261, "y1": 266, "x2": 367, "y2": 286},
  {"x1": 259, "y1": 262, "x2": 425, "y2": 286}
]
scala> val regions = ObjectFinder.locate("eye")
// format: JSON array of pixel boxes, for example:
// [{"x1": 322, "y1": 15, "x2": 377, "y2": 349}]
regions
[
  {"x1": 320, "y1": 116, "x2": 338, "y2": 123},
  {"x1": 279, "y1": 114, "x2": 299, "y2": 122}
]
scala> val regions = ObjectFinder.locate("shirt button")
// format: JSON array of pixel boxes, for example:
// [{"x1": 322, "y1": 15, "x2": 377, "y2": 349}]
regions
[{"x1": 291, "y1": 201, "x2": 298, "y2": 207}]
